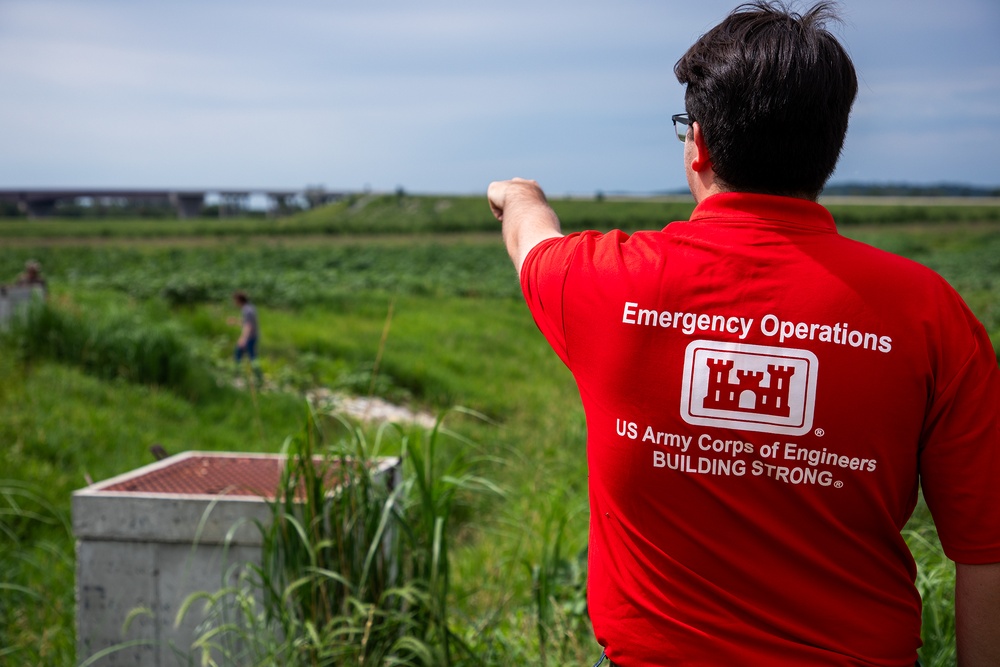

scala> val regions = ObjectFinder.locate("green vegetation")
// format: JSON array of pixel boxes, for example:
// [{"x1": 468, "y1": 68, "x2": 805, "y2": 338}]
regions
[
  {"x1": 175, "y1": 412, "x2": 503, "y2": 666},
  {"x1": 826, "y1": 202, "x2": 1000, "y2": 226},
  {"x1": 3, "y1": 191, "x2": 999, "y2": 241},
  {"x1": 2, "y1": 195, "x2": 998, "y2": 666}
]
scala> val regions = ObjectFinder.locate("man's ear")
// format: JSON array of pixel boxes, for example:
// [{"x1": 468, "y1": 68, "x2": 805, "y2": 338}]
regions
[{"x1": 690, "y1": 122, "x2": 712, "y2": 172}]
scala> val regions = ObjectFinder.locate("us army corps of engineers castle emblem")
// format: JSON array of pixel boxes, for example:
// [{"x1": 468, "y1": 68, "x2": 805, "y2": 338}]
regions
[{"x1": 680, "y1": 340, "x2": 818, "y2": 436}]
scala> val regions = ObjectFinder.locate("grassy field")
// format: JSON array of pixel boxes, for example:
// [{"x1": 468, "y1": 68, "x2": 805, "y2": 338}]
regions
[{"x1": 1, "y1": 195, "x2": 998, "y2": 665}]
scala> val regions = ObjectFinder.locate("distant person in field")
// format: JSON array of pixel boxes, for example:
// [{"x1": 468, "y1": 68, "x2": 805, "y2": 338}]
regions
[
  {"x1": 489, "y1": 2, "x2": 1000, "y2": 666},
  {"x1": 15, "y1": 260, "x2": 46, "y2": 292},
  {"x1": 232, "y1": 290, "x2": 262, "y2": 382}
]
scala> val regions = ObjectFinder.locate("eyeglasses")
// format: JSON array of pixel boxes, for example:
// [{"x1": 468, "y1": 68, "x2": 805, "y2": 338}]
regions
[{"x1": 671, "y1": 113, "x2": 693, "y2": 143}]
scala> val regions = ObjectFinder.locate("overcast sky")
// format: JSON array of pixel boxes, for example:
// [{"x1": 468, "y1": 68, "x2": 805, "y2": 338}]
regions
[{"x1": 1, "y1": 0, "x2": 998, "y2": 196}]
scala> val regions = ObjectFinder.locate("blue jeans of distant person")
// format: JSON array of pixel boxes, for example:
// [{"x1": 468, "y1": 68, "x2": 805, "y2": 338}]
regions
[{"x1": 235, "y1": 336, "x2": 258, "y2": 363}]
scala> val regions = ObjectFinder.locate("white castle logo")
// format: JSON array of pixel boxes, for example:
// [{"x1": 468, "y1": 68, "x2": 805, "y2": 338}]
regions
[{"x1": 680, "y1": 340, "x2": 818, "y2": 435}]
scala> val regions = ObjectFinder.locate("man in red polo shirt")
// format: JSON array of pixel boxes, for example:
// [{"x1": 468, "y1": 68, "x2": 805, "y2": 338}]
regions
[{"x1": 488, "y1": 2, "x2": 1000, "y2": 665}]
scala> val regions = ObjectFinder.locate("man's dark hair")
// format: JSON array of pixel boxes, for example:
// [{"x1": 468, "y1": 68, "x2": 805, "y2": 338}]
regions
[
  {"x1": 674, "y1": 1, "x2": 857, "y2": 199},
  {"x1": 233, "y1": 290, "x2": 248, "y2": 304}
]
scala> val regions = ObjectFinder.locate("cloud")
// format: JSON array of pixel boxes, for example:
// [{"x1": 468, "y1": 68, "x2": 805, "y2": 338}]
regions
[{"x1": 0, "y1": 0, "x2": 997, "y2": 192}]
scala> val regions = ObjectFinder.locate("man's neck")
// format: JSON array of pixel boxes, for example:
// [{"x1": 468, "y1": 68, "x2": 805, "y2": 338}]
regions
[{"x1": 689, "y1": 180, "x2": 725, "y2": 204}]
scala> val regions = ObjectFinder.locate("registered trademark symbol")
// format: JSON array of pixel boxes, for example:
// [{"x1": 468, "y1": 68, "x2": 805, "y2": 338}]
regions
[
  {"x1": 814, "y1": 428, "x2": 825, "y2": 437},
  {"x1": 834, "y1": 481, "x2": 844, "y2": 489}
]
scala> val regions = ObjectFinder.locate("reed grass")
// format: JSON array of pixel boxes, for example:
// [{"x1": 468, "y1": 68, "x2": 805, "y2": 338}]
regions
[
  {"x1": 904, "y1": 499, "x2": 958, "y2": 666},
  {"x1": 3, "y1": 298, "x2": 216, "y2": 400},
  {"x1": 0, "y1": 479, "x2": 75, "y2": 664},
  {"x1": 177, "y1": 407, "x2": 505, "y2": 666}
]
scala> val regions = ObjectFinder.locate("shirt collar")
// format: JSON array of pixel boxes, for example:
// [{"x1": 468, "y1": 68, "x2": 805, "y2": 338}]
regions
[{"x1": 688, "y1": 192, "x2": 837, "y2": 233}]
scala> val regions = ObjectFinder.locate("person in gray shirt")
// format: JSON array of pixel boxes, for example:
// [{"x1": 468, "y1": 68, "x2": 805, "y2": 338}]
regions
[{"x1": 232, "y1": 290, "x2": 261, "y2": 382}]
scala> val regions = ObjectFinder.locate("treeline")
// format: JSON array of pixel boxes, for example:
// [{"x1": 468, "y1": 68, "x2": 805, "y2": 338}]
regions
[
  {"x1": 823, "y1": 182, "x2": 1000, "y2": 197},
  {"x1": 2, "y1": 191, "x2": 1000, "y2": 240}
]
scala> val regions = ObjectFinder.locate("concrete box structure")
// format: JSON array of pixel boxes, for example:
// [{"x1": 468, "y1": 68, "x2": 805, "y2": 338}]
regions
[{"x1": 73, "y1": 451, "x2": 400, "y2": 666}]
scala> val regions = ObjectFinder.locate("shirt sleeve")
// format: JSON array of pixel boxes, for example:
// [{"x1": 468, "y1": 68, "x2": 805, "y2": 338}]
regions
[
  {"x1": 519, "y1": 234, "x2": 587, "y2": 367},
  {"x1": 919, "y1": 294, "x2": 1000, "y2": 564}
]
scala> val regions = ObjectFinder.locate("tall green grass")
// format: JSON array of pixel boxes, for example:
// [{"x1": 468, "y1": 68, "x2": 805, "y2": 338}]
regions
[
  {"x1": 527, "y1": 493, "x2": 590, "y2": 666},
  {"x1": 905, "y1": 500, "x2": 958, "y2": 666},
  {"x1": 177, "y1": 408, "x2": 506, "y2": 666},
  {"x1": 3, "y1": 299, "x2": 215, "y2": 399},
  {"x1": 0, "y1": 479, "x2": 75, "y2": 664}
]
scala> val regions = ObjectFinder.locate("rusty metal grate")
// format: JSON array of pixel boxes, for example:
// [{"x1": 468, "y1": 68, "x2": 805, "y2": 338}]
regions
[{"x1": 101, "y1": 455, "x2": 343, "y2": 499}]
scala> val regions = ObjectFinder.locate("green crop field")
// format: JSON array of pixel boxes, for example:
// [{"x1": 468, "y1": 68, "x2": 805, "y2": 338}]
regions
[{"x1": 1, "y1": 194, "x2": 998, "y2": 666}]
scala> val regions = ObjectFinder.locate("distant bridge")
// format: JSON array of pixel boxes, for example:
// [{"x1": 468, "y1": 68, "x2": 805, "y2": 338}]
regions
[{"x1": 0, "y1": 187, "x2": 346, "y2": 218}]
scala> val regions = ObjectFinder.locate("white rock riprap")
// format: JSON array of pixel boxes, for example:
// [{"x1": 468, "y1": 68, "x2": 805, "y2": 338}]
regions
[{"x1": 306, "y1": 387, "x2": 437, "y2": 429}]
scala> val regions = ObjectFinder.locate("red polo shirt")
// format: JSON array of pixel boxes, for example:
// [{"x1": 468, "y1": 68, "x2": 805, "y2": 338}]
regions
[{"x1": 521, "y1": 192, "x2": 1000, "y2": 666}]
